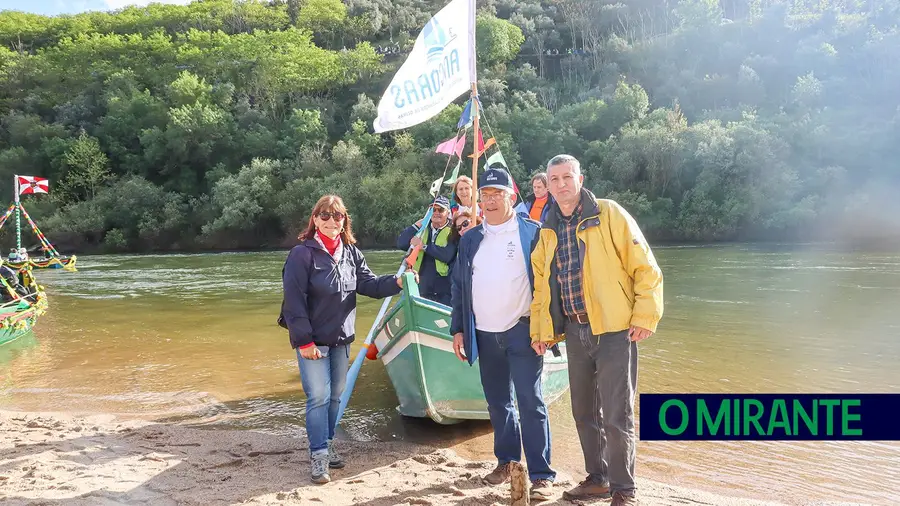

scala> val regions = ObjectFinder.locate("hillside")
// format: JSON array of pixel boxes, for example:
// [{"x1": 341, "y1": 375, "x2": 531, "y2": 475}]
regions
[{"x1": 1, "y1": 0, "x2": 899, "y2": 251}]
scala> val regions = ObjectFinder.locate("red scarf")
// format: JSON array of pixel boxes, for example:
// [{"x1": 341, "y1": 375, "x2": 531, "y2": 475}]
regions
[{"x1": 317, "y1": 230, "x2": 341, "y2": 256}]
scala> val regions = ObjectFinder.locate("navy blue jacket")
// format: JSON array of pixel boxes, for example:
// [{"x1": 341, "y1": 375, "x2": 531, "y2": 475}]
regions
[
  {"x1": 450, "y1": 214, "x2": 541, "y2": 365},
  {"x1": 396, "y1": 223, "x2": 457, "y2": 301},
  {"x1": 280, "y1": 239, "x2": 401, "y2": 349}
]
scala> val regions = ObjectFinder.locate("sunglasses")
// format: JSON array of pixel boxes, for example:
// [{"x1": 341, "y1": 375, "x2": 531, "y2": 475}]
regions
[
  {"x1": 316, "y1": 211, "x2": 345, "y2": 222},
  {"x1": 456, "y1": 219, "x2": 470, "y2": 229}
]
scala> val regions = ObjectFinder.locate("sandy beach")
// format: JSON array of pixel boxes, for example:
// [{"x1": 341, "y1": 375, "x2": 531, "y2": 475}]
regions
[{"x1": 0, "y1": 410, "x2": 875, "y2": 506}]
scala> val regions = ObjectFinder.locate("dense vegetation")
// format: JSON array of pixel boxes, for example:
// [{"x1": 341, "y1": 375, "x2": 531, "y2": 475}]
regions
[{"x1": 1, "y1": 0, "x2": 898, "y2": 252}]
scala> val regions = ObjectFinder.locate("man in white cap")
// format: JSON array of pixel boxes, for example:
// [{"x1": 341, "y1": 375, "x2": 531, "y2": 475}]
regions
[{"x1": 450, "y1": 166, "x2": 557, "y2": 501}]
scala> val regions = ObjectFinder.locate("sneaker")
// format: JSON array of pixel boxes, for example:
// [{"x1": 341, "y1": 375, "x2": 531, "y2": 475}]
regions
[
  {"x1": 482, "y1": 462, "x2": 512, "y2": 485},
  {"x1": 530, "y1": 479, "x2": 553, "y2": 500},
  {"x1": 328, "y1": 439, "x2": 344, "y2": 469},
  {"x1": 561, "y1": 476, "x2": 611, "y2": 500},
  {"x1": 310, "y1": 451, "x2": 330, "y2": 484},
  {"x1": 611, "y1": 491, "x2": 638, "y2": 506}
]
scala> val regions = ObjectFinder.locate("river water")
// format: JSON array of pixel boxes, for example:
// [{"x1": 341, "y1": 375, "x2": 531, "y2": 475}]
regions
[{"x1": 1, "y1": 246, "x2": 898, "y2": 504}]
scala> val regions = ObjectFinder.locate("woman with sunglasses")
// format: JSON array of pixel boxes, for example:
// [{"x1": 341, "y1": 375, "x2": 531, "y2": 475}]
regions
[
  {"x1": 450, "y1": 210, "x2": 481, "y2": 243},
  {"x1": 280, "y1": 194, "x2": 404, "y2": 484}
]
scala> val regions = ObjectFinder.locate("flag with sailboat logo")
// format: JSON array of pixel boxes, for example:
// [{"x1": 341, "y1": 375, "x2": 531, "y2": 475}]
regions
[{"x1": 373, "y1": 0, "x2": 476, "y2": 133}]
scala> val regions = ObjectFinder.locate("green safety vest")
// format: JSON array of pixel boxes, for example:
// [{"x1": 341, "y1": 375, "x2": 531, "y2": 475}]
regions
[{"x1": 414, "y1": 225, "x2": 451, "y2": 276}]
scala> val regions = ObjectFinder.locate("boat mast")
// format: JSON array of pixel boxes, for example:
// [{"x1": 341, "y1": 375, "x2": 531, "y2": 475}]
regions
[
  {"x1": 470, "y1": 84, "x2": 479, "y2": 216},
  {"x1": 468, "y1": 0, "x2": 479, "y2": 216},
  {"x1": 13, "y1": 175, "x2": 20, "y2": 252}
]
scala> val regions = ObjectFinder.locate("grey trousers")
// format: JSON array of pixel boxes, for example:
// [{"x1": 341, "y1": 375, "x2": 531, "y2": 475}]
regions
[{"x1": 565, "y1": 321, "x2": 638, "y2": 495}]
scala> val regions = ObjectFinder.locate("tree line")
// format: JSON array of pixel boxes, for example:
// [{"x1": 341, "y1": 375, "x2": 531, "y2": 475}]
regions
[{"x1": 1, "y1": 0, "x2": 898, "y2": 253}]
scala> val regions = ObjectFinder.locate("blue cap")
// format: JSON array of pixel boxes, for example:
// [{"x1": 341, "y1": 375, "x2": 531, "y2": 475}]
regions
[
  {"x1": 432, "y1": 195, "x2": 451, "y2": 210},
  {"x1": 479, "y1": 166, "x2": 514, "y2": 192}
]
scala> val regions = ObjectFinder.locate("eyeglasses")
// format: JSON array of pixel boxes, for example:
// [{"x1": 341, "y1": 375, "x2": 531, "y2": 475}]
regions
[
  {"x1": 456, "y1": 220, "x2": 470, "y2": 230},
  {"x1": 432, "y1": 206, "x2": 448, "y2": 213},
  {"x1": 316, "y1": 211, "x2": 345, "y2": 222},
  {"x1": 479, "y1": 191, "x2": 506, "y2": 202}
]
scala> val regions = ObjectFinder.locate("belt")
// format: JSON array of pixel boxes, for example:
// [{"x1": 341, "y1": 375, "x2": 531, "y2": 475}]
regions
[{"x1": 567, "y1": 312, "x2": 590, "y2": 325}]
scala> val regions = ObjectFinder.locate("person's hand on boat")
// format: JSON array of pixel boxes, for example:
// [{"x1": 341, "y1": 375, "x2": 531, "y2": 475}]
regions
[
  {"x1": 629, "y1": 325, "x2": 653, "y2": 342},
  {"x1": 396, "y1": 270, "x2": 419, "y2": 288},
  {"x1": 531, "y1": 342, "x2": 548, "y2": 355},
  {"x1": 299, "y1": 346, "x2": 323, "y2": 360},
  {"x1": 452, "y1": 332, "x2": 466, "y2": 361}
]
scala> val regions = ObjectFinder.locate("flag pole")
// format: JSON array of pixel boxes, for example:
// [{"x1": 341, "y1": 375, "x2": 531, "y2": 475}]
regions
[
  {"x1": 13, "y1": 175, "x2": 21, "y2": 252},
  {"x1": 470, "y1": 84, "x2": 479, "y2": 216},
  {"x1": 469, "y1": 0, "x2": 479, "y2": 215}
]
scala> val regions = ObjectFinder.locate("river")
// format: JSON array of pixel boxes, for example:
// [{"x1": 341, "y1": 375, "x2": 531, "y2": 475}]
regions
[{"x1": 1, "y1": 245, "x2": 898, "y2": 504}]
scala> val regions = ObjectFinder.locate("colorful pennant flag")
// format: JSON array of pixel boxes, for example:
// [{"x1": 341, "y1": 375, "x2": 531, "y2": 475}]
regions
[
  {"x1": 429, "y1": 176, "x2": 443, "y2": 197},
  {"x1": 469, "y1": 130, "x2": 495, "y2": 159},
  {"x1": 17, "y1": 176, "x2": 49, "y2": 195},
  {"x1": 435, "y1": 135, "x2": 466, "y2": 158},
  {"x1": 457, "y1": 100, "x2": 474, "y2": 129},
  {"x1": 485, "y1": 151, "x2": 507, "y2": 168},
  {"x1": 443, "y1": 160, "x2": 462, "y2": 186}
]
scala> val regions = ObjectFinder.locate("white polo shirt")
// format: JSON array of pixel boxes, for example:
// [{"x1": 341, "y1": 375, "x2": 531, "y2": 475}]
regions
[{"x1": 471, "y1": 215, "x2": 531, "y2": 332}]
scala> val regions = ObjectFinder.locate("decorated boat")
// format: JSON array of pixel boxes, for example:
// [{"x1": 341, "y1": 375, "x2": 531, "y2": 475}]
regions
[
  {"x1": 372, "y1": 272, "x2": 568, "y2": 424},
  {"x1": 0, "y1": 263, "x2": 48, "y2": 347},
  {"x1": 333, "y1": 0, "x2": 570, "y2": 427},
  {"x1": 0, "y1": 176, "x2": 77, "y2": 271}
]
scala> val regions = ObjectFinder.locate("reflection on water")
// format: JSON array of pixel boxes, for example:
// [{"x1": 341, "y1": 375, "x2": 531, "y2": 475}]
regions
[{"x1": 1, "y1": 246, "x2": 899, "y2": 504}]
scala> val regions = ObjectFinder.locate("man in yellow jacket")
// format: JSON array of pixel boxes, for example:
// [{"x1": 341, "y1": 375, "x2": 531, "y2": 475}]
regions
[{"x1": 530, "y1": 154, "x2": 663, "y2": 506}]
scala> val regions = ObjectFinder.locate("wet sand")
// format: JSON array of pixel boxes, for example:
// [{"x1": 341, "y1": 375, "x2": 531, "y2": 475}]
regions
[{"x1": 0, "y1": 410, "x2": 873, "y2": 506}]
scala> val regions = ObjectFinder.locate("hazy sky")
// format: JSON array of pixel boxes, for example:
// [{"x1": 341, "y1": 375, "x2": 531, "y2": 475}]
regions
[{"x1": 0, "y1": 0, "x2": 192, "y2": 16}]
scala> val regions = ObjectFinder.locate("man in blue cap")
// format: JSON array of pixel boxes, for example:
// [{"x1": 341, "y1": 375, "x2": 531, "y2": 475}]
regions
[
  {"x1": 449, "y1": 166, "x2": 557, "y2": 501},
  {"x1": 396, "y1": 195, "x2": 456, "y2": 305}
]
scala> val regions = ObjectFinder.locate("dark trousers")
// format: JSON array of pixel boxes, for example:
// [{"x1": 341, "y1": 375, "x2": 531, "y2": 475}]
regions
[
  {"x1": 565, "y1": 322, "x2": 638, "y2": 495},
  {"x1": 476, "y1": 319, "x2": 556, "y2": 482}
]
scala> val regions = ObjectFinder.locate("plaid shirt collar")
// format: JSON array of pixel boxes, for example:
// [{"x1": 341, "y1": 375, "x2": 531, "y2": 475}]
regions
[{"x1": 557, "y1": 201, "x2": 583, "y2": 225}]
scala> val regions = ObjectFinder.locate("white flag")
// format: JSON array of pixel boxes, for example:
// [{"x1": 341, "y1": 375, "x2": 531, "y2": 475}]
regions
[
  {"x1": 429, "y1": 176, "x2": 443, "y2": 196},
  {"x1": 373, "y1": 0, "x2": 476, "y2": 134}
]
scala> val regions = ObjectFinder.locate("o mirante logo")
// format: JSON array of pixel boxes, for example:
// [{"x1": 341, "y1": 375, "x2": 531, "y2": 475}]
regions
[{"x1": 639, "y1": 394, "x2": 900, "y2": 441}]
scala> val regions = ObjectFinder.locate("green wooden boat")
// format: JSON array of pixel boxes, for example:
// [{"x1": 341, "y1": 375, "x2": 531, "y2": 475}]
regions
[
  {"x1": 0, "y1": 268, "x2": 48, "y2": 348},
  {"x1": 371, "y1": 273, "x2": 569, "y2": 425}
]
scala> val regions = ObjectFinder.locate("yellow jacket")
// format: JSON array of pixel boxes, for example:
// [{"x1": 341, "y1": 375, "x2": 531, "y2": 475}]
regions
[{"x1": 530, "y1": 189, "x2": 664, "y2": 345}]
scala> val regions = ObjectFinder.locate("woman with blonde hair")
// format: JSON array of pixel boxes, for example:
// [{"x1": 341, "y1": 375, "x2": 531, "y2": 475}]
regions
[
  {"x1": 279, "y1": 194, "x2": 403, "y2": 484},
  {"x1": 450, "y1": 175, "x2": 475, "y2": 216}
]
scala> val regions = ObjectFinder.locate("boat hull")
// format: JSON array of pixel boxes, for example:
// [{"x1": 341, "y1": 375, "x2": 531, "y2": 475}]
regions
[
  {"x1": 0, "y1": 300, "x2": 41, "y2": 347},
  {"x1": 372, "y1": 278, "x2": 569, "y2": 425},
  {"x1": 6, "y1": 255, "x2": 77, "y2": 271}
]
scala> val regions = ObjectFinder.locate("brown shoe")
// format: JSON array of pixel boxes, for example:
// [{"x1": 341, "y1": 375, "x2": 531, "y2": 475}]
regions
[
  {"x1": 611, "y1": 491, "x2": 638, "y2": 505},
  {"x1": 530, "y1": 479, "x2": 553, "y2": 500},
  {"x1": 561, "y1": 476, "x2": 611, "y2": 500},
  {"x1": 482, "y1": 462, "x2": 512, "y2": 485}
]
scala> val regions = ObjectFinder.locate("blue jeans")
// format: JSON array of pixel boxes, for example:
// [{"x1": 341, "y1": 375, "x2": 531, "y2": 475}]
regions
[
  {"x1": 476, "y1": 319, "x2": 556, "y2": 482},
  {"x1": 297, "y1": 344, "x2": 349, "y2": 454}
]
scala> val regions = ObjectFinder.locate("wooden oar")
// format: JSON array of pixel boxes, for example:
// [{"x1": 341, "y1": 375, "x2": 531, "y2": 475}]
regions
[{"x1": 335, "y1": 207, "x2": 435, "y2": 427}]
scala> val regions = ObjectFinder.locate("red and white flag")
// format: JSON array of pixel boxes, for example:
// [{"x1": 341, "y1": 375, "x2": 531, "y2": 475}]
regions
[{"x1": 17, "y1": 176, "x2": 49, "y2": 195}]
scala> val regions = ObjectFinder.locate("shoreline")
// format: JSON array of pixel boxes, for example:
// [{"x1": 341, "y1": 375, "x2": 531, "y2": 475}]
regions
[{"x1": 0, "y1": 409, "x2": 875, "y2": 506}]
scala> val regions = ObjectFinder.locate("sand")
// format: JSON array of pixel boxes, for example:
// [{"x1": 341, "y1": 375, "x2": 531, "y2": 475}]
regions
[{"x1": 0, "y1": 410, "x2": 873, "y2": 506}]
